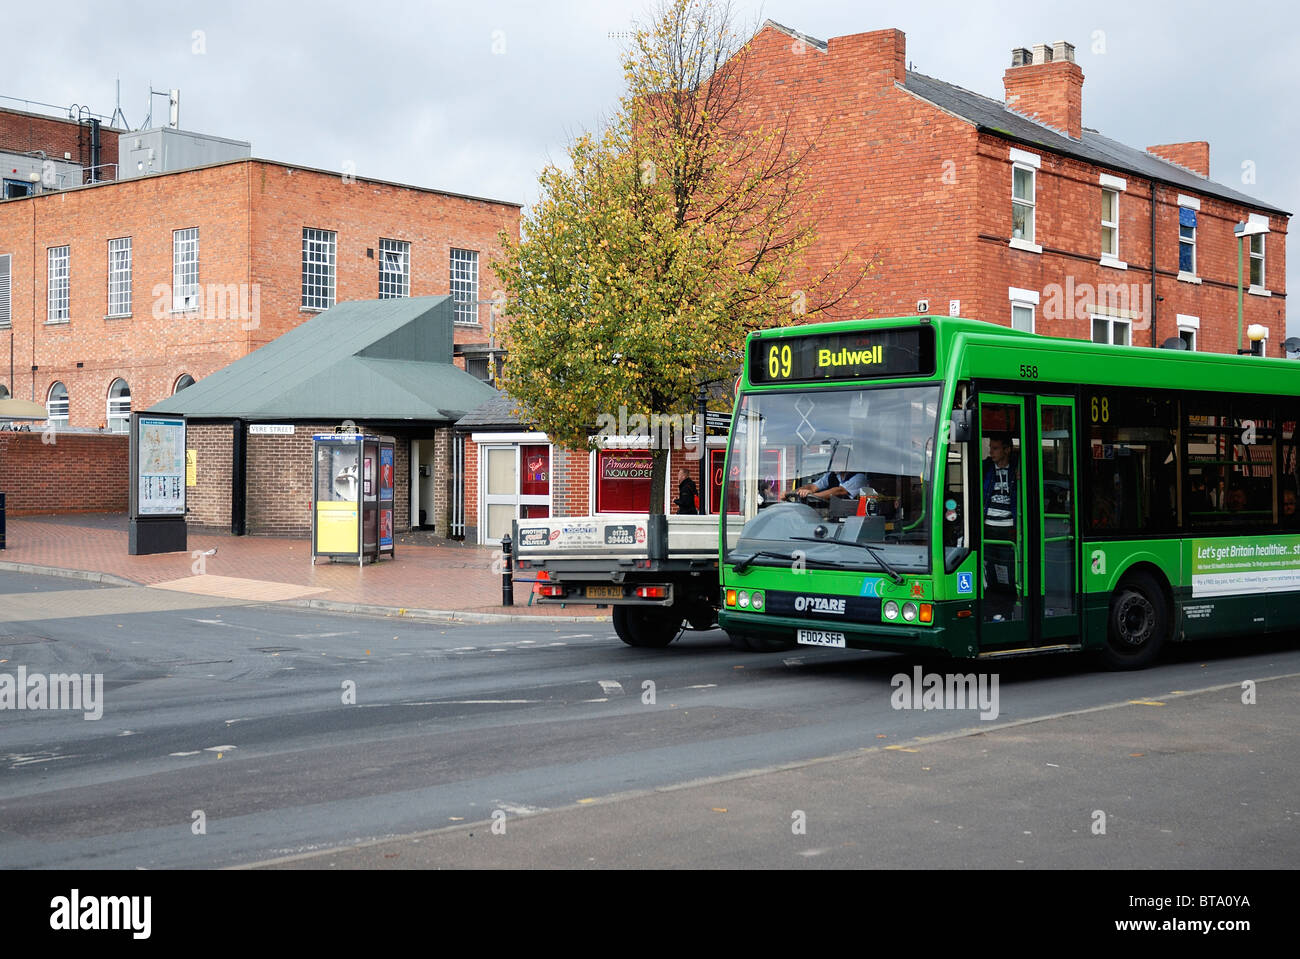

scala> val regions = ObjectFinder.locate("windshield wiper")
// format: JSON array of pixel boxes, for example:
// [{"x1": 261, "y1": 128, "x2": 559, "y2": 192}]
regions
[
  {"x1": 788, "y1": 536, "x2": 906, "y2": 585},
  {"x1": 731, "y1": 550, "x2": 801, "y2": 574}
]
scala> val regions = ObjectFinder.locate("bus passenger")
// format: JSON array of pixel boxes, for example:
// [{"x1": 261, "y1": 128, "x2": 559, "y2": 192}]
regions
[{"x1": 983, "y1": 433, "x2": 1019, "y2": 621}]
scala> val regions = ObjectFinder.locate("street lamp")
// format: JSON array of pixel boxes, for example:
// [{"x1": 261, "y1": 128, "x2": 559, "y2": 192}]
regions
[
  {"x1": 1245, "y1": 323, "x2": 1267, "y2": 357},
  {"x1": 1233, "y1": 220, "x2": 1269, "y2": 353}
]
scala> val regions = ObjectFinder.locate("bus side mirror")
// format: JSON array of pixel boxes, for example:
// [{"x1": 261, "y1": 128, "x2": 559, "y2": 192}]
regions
[{"x1": 950, "y1": 410, "x2": 971, "y2": 444}]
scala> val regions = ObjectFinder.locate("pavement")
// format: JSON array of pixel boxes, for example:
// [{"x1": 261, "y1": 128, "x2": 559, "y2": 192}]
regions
[
  {"x1": 249, "y1": 671, "x2": 1300, "y2": 871},
  {"x1": 0, "y1": 513, "x2": 603, "y2": 623}
]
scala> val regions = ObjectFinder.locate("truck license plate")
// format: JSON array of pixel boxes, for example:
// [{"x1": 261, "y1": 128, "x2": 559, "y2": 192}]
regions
[
  {"x1": 797, "y1": 629, "x2": 846, "y2": 648},
  {"x1": 586, "y1": 586, "x2": 623, "y2": 599}
]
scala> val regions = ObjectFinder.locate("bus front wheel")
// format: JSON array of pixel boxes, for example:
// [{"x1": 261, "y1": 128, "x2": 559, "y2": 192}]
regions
[
  {"x1": 1101, "y1": 571, "x2": 1169, "y2": 670},
  {"x1": 613, "y1": 606, "x2": 683, "y2": 648}
]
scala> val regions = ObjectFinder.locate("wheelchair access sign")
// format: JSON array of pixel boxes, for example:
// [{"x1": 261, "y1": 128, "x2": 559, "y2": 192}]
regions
[{"x1": 956, "y1": 572, "x2": 974, "y2": 595}]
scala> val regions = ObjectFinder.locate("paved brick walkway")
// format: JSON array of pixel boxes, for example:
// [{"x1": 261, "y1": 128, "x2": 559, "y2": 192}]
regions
[{"x1": 0, "y1": 514, "x2": 602, "y2": 620}]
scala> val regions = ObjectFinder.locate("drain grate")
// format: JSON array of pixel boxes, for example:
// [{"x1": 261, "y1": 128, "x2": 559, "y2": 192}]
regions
[{"x1": 250, "y1": 646, "x2": 298, "y2": 653}]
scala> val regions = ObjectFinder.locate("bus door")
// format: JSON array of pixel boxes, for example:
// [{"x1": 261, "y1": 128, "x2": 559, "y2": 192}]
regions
[
  {"x1": 1037, "y1": 398, "x2": 1080, "y2": 642},
  {"x1": 978, "y1": 396, "x2": 1029, "y2": 647},
  {"x1": 977, "y1": 394, "x2": 1080, "y2": 650}
]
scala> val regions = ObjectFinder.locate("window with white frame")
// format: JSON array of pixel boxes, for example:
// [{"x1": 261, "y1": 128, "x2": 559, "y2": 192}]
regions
[
  {"x1": 450, "y1": 248, "x2": 479, "y2": 324},
  {"x1": 1008, "y1": 287, "x2": 1038, "y2": 334},
  {"x1": 1101, "y1": 188, "x2": 1119, "y2": 258},
  {"x1": 302, "y1": 228, "x2": 336, "y2": 310},
  {"x1": 48, "y1": 245, "x2": 70, "y2": 322},
  {"x1": 1012, "y1": 166, "x2": 1035, "y2": 243},
  {"x1": 379, "y1": 238, "x2": 410, "y2": 298},
  {"x1": 1178, "y1": 208, "x2": 1196, "y2": 275},
  {"x1": 107, "y1": 378, "x2": 130, "y2": 433},
  {"x1": 1177, "y1": 314, "x2": 1198, "y2": 352},
  {"x1": 174, "y1": 373, "x2": 196, "y2": 393},
  {"x1": 173, "y1": 228, "x2": 199, "y2": 310},
  {"x1": 1250, "y1": 233, "x2": 1265, "y2": 288},
  {"x1": 108, "y1": 237, "x2": 132, "y2": 316},
  {"x1": 1092, "y1": 315, "x2": 1131, "y2": 346},
  {"x1": 47, "y1": 381, "x2": 68, "y2": 423},
  {"x1": 0, "y1": 253, "x2": 10, "y2": 328},
  {"x1": 0, "y1": 383, "x2": 8, "y2": 399}
]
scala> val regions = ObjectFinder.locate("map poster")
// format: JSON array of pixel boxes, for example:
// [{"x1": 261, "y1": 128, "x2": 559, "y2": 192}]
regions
[{"x1": 138, "y1": 416, "x2": 186, "y2": 515}]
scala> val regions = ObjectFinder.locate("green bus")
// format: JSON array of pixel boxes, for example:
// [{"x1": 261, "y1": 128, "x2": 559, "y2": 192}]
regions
[{"x1": 717, "y1": 315, "x2": 1300, "y2": 668}]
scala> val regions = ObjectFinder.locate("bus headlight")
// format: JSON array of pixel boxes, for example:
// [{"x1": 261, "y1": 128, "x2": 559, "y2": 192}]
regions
[
  {"x1": 884, "y1": 600, "x2": 900, "y2": 621},
  {"x1": 738, "y1": 590, "x2": 751, "y2": 608},
  {"x1": 750, "y1": 591, "x2": 765, "y2": 612},
  {"x1": 902, "y1": 602, "x2": 918, "y2": 622}
]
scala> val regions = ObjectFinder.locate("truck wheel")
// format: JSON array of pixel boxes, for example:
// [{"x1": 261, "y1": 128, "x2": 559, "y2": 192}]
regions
[
  {"x1": 613, "y1": 606, "x2": 682, "y2": 648},
  {"x1": 1100, "y1": 571, "x2": 1169, "y2": 670}
]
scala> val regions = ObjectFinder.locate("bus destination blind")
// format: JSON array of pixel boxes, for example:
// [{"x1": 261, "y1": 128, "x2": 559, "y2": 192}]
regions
[{"x1": 749, "y1": 327, "x2": 935, "y2": 384}]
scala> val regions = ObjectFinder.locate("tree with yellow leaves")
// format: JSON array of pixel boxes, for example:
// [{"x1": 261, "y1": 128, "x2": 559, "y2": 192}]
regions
[{"x1": 495, "y1": 0, "x2": 872, "y2": 512}]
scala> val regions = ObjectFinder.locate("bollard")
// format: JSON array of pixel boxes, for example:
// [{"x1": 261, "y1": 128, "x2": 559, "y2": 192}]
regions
[{"x1": 501, "y1": 532, "x2": 514, "y2": 607}]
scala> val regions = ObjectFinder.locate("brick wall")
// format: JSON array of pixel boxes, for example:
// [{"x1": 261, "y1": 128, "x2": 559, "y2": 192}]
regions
[
  {"x1": 0, "y1": 430, "x2": 126, "y2": 514},
  {"x1": 1146, "y1": 142, "x2": 1211, "y2": 178},
  {"x1": 0, "y1": 159, "x2": 519, "y2": 428},
  {"x1": 970, "y1": 134, "x2": 1288, "y2": 352},
  {"x1": 186, "y1": 421, "x2": 420, "y2": 537},
  {"x1": 185, "y1": 422, "x2": 234, "y2": 529},
  {"x1": 431, "y1": 427, "x2": 451, "y2": 535},
  {"x1": 0, "y1": 108, "x2": 120, "y2": 179},
  {"x1": 737, "y1": 23, "x2": 1285, "y2": 352}
]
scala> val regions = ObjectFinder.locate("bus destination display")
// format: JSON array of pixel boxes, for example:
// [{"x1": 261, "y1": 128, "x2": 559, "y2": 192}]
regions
[{"x1": 749, "y1": 327, "x2": 935, "y2": 384}]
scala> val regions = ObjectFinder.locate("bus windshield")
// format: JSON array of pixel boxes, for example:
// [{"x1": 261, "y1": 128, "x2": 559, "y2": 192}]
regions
[{"x1": 720, "y1": 385, "x2": 941, "y2": 574}]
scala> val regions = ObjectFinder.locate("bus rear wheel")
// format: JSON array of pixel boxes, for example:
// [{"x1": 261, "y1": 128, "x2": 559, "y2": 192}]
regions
[
  {"x1": 613, "y1": 606, "x2": 683, "y2": 648},
  {"x1": 1101, "y1": 571, "x2": 1169, "y2": 670}
]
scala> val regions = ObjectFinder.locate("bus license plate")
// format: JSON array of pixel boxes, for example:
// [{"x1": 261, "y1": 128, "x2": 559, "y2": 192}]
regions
[
  {"x1": 798, "y1": 629, "x2": 846, "y2": 648},
  {"x1": 586, "y1": 586, "x2": 623, "y2": 599}
]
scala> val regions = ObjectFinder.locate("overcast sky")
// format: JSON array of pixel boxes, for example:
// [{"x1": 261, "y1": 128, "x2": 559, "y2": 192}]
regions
[{"x1": 4, "y1": 0, "x2": 1295, "y2": 333}]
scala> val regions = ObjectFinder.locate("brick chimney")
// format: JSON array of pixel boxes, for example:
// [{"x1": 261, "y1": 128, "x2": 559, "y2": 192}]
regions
[
  {"x1": 1003, "y1": 40, "x2": 1083, "y2": 139},
  {"x1": 1146, "y1": 141, "x2": 1210, "y2": 177},
  {"x1": 829, "y1": 28, "x2": 906, "y2": 87}
]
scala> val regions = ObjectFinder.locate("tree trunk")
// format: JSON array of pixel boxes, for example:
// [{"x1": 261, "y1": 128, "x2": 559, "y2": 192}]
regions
[{"x1": 649, "y1": 446, "x2": 669, "y2": 515}]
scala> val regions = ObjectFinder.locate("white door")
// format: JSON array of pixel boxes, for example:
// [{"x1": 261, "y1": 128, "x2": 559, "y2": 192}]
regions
[{"x1": 479, "y1": 444, "x2": 552, "y2": 544}]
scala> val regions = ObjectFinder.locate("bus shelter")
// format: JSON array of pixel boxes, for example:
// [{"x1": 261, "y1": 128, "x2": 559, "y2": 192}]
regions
[{"x1": 312, "y1": 433, "x2": 396, "y2": 564}]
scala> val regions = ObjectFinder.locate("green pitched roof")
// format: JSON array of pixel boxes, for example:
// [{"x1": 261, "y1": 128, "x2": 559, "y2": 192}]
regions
[{"x1": 149, "y1": 297, "x2": 498, "y2": 420}]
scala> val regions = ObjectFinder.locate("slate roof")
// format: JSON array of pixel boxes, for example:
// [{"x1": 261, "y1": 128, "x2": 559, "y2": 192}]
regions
[
  {"x1": 148, "y1": 297, "x2": 498, "y2": 421},
  {"x1": 455, "y1": 390, "x2": 530, "y2": 430},
  {"x1": 760, "y1": 20, "x2": 1288, "y2": 216},
  {"x1": 902, "y1": 72, "x2": 1289, "y2": 216}
]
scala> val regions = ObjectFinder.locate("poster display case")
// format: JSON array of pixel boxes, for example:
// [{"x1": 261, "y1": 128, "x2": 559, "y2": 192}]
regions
[{"x1": 312, "y1": 433, "x2": 396, "y2": 564}]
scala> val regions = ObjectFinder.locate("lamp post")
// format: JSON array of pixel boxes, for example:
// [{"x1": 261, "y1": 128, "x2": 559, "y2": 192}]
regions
[{"x1": 1233, "y1": 220, "x2": 1269, "y2": 353}]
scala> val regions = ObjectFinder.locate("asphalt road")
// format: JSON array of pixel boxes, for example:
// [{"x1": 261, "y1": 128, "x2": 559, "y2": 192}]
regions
[{"x1": 1, "y1": 569, "x2": 1297, "y2": 869}]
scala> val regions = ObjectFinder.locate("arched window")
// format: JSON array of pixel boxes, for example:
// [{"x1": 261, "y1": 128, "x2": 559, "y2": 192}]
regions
[
  {"x1": 0, "y1": 384, "x2": 10, "y2": 399},
  {"x1": 107, "y1": 378, "x2": 130, "y2": 433},
  {"x1": 47, "y1": 382, "x2": 69, "y2": 424},
  {"x1": 173, "y1": 373, "x2": 196, "y2": 394}
]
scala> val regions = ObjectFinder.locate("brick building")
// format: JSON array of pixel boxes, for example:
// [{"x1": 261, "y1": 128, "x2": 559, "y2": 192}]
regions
[
  {"x1": 0, "y1": 154, "x2": 519, "y2": 430},
  {"x1": 456, "y1": 21, "x2": 1290, "y2": 541},
  {"x1": 1, "y1": 104, "x2": 121, "y2": 196},
  {"x1": 741, "y1": 23, "x2": 1287, "y2": 354},
  {"x1": 149, "y1": 297, "x2": 495, "y2": 538}
]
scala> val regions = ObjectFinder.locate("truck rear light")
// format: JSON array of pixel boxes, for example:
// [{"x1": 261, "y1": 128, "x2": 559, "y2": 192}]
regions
[
  {"x1": 538, "y1": 585, "x2": 565, "y2": 598},
  {"x1": 516, "y1": 559, "x2": 529, "y2": 569},
  {"x1": 635, "y1": 586, "x2": 668, "y2": 599}
]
